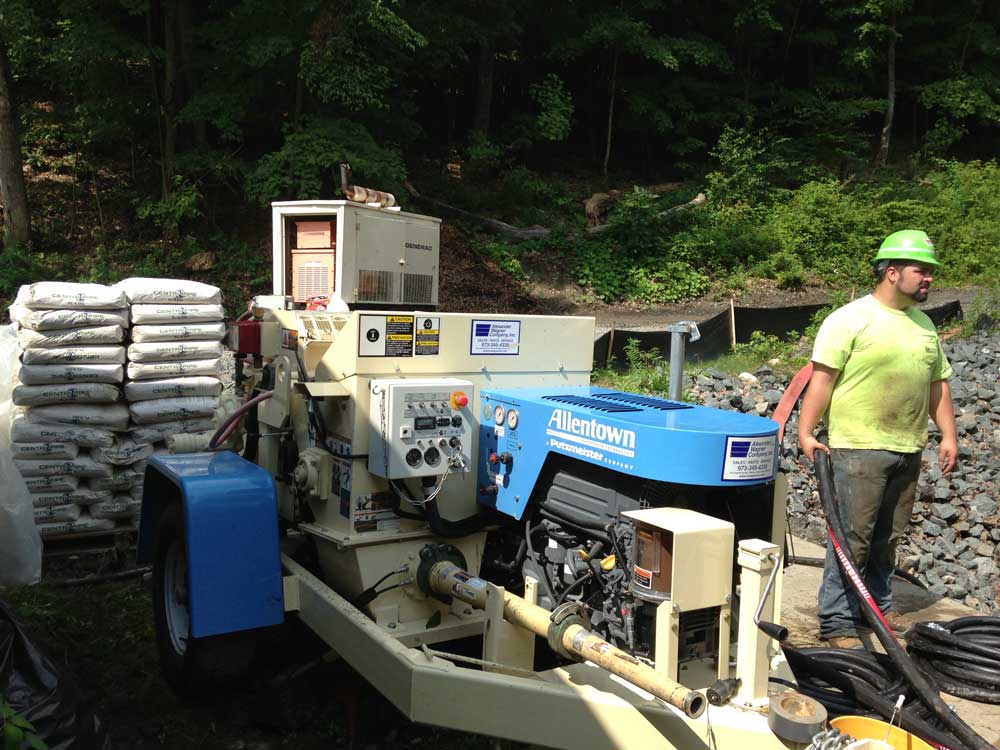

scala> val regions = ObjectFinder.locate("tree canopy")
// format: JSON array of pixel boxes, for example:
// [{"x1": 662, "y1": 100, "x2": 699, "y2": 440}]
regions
[{"x1": 1, "y1": 0, "x2": 1000, "y2": 303}]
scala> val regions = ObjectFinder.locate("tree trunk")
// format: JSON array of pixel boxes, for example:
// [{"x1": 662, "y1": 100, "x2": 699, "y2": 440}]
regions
[
  {"x1": 162, "y1": 0, "x2": 179, "y2": 199},
  {"x1": 601, "y1": 46, "x2": 619, "y2": 182},
  {"x1": 875, "y1": 18, "x2": 896, "y2": 169},
  {"x1": 472, "y1": 38, "x2": 495, "y2": 135},
  {"x1": 0, "y1": 40, "x2": 32, "y2": 249},
  {"x1": 177, "y1": 0, "x2": 206, "y2": 148}
]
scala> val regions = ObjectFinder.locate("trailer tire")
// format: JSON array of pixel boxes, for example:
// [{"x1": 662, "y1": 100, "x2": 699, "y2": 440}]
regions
[{"x1": 153, "y1": 503, "x2": 257, "y2": 698}]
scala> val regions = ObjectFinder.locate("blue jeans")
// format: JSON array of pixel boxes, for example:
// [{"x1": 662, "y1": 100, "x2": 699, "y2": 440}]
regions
[{"x1": 818, "y1": 448, "x2": 921, "y2": 638}]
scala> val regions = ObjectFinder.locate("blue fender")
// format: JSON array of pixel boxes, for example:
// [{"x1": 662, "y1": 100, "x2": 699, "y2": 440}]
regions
[{"x1": 137, "y1": 451, "x2": 284, "y2": 638}]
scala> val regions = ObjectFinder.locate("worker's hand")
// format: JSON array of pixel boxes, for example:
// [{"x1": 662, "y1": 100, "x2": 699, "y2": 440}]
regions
[
  {"x1": 938, "y1": 436, "x2": 958, "y2": 475},
  {"x1": 798, "y1": 434, "x2": 830, "y2": 462}
]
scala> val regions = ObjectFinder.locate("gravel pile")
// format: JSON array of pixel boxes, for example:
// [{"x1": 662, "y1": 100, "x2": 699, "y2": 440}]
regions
[{"x1": 688, "y1": 329, "x2": 1000, "y2": 614}]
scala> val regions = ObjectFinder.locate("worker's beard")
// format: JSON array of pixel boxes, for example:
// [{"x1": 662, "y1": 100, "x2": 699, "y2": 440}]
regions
[{"x1": 909, "y1": 285, "x2": 930, "y2": 303}]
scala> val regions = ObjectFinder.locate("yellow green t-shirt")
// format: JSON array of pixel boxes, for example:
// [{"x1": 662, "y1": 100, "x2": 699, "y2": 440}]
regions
[{"x1": 811, "y1": 294, "x2": 952, "y2": 452}]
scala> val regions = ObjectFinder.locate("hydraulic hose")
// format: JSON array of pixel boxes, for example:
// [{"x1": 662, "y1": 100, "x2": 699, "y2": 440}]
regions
[
  {"x1": 907, "y1": 617, "x2": 1000, "y2": 704},
  {"x1": 780, "y1": 646, "x2": 963, "y2": 749},
  {"x1": 209, "y1": 390, "x2": 273, "y2": 450},
  {"x1": 787, "y1": 555, "x2": 928, "y2": 591},
  {"x1": 814, "y1": 449, "x2": 991, "y2": 750}
]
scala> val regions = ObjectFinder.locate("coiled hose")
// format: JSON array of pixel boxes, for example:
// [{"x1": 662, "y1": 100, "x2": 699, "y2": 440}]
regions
[
  {"x1": 812, "y1": 450, "x2": 991, "y2": 750},
  {"x1": 777, "y1": 646, "x2": 962, "y2": 749},
  {"x1": 907, "y1": 617, "x2": 1000, "y2": 704}
]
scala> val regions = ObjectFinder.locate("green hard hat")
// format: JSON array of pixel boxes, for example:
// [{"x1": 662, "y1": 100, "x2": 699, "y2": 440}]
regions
[{"x1": 875, "y1": 229, "x2": 940, "y2": 267}]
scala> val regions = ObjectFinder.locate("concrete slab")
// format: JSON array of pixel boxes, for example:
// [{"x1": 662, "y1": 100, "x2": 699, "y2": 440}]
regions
[{"x1": 781, "y1": 537, "x2": 1000, "y2": 745}]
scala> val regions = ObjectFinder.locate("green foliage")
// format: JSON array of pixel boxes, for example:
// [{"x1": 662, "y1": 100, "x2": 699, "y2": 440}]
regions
[
  {"x1": 135, "y1": 176, "x2": 203, "y2": 235},
  {"x1": 706, "y1": 126, "x2": 791, "y2": 210},
  {"x1": 246, "y1": 117, "x2": 407, "y2": 203},
  {"x1": 592, "y1": 338, "x2": 671, "y2": 394},
  {"x1": 529, "y1": 74, "x2": 574, "y2": 141},
  {"x1": 1, "y1": 699, "x2": 47, "y2": 750},
  {"x1": 733, "y1": 330, "x2": 799, "y2": 363},
  {"x1": 0, "y1": 247, "x2": 45, "y2": 298},
  {"x1": 474, "y1": 239, "x2": 528, "y2": 281}
]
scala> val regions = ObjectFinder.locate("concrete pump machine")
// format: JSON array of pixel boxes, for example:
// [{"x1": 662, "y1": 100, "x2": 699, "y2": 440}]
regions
[{"x1": 138, "y1": 197, "x2": 814, "y2": 749}]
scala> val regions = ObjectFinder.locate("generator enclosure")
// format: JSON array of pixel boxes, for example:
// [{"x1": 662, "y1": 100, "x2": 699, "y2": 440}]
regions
[{"x1": 271, "y1": 200, "x2": 441, "y2": 308}]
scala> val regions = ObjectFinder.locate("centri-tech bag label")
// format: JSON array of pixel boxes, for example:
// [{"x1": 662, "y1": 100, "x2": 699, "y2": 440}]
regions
[
  {"x1": 470, "y1": 320, "x2": 520, "y2": 355},
  {"x1": 721, "y1": 435, "x2": 776, "y2": 481}
]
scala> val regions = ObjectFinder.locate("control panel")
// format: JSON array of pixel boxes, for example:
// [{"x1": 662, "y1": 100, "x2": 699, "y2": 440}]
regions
[{"x1": 368, "y1": 378, "x2": 474, "y2": 479}]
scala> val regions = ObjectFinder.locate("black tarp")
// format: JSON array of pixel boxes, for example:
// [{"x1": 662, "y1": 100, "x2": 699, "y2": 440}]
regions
[
  {"x1": 0, "y1": 599, "x2": 109, "y2": 750},
  {"x1": 593, "y1": 300, "x2": 963, "y2": 370}
]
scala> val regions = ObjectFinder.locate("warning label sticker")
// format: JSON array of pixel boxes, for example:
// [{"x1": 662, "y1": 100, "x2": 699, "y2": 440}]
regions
[
  {"x1": 470, "y1": 319, "x2": 520, "y2": 355},
  {"x1": 359, "y1": 314, "x2": 414, "y2": 357},
  {"x1": 353, "y1": 492, "x2": 400, "y2": 533},
  {"x1": 415, "y1": 316, "x2": 440, "y2": 356},
  {"x1": 721, "y1": 435, "x2": 776, "y2": 481}
]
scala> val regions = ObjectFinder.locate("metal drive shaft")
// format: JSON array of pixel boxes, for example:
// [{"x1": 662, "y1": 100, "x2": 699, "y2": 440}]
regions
[{"x1": 427, "y1": 561, "x2": 706, "y2": 718}]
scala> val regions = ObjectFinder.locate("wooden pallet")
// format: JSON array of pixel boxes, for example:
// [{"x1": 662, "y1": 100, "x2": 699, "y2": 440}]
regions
[{"x1": 41, "y1": 523, "x2": 138, "y2": 558}]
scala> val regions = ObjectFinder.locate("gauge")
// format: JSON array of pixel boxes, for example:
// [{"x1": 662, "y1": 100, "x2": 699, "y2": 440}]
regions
[
  {"x1": 506, "y1": 409, "x2": 519, "y2": 430},
  {"x1": 493, "y1": 404, "x2": 506, "y2": 426},
  {"x1": 483, "y1": 402, "x2": 493, "y2": 419}
]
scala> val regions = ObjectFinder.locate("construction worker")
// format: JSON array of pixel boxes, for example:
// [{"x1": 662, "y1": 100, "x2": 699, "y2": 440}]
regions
[{"x1": 798, "y1": 230, "x2": 958, "y2": 649}]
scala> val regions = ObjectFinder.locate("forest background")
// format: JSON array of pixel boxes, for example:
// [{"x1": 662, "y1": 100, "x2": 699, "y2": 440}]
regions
[{"x1": 1, "y1": 0, "x2": 1000, "y2": 312}]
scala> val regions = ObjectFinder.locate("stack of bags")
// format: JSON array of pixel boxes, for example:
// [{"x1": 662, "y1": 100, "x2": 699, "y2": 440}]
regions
[
  {"x1": 120, "y1": 277, "x2": 225, "y2": 462},
  {"x1": 9, "y1": 282, "x2": 133, "y2": 537}
]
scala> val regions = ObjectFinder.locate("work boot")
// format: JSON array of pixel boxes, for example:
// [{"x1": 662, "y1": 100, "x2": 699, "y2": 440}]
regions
[
  {"x1": 881, "y1": 610, "x2": 914, "y2": 634},
  {"x1": 822, "y1": 635, "x2": 863, "y2": 650}
]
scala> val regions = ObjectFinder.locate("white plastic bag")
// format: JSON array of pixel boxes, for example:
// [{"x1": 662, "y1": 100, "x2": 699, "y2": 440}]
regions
[
  {"x1": 18, "y1": 325, "x2": 124, "y2": 348},
  {"x1": 15, "y1": 281, "x2": 127, "y2": 310},
  {"x1": 18, "y1": 363, "x2": 124, "y2": 385},
  {"x1": 131, "y1": 322, "x2": 226, "y2": 342},
  {"x1": 127, "y1": 340, "x2": 224, "y2": 362},
  {"x1": 13, "y1": 383, "x2": 122, "y2": 406},
  {"x1": 0, "y1": 322, "x2": 42, "y2": 586},
  {"x1": 21, "y1": 345, "x2": 126, "y2": 364},
  {"x1": 124, "y1": 376, "x2": 222, "y2": 402},
  {"x1": 130, "y1": 304, "x2": 224, "y2": 324},
  {"x1": 12, "y1": 418, "x2": 116, "y2": 447},
  {"x1": 26, "y1": 403, "x2": 131, "y2": 430},
  {"x1": 127, "y1": 358, "x2": 223, "y2": 381},
  {"x1": 129, "y1": 396, "x2": 219, "y2": 425},
  {"x1": 129, "y1": 417, "x2": 215, "y2": 445},
  {"x1": 9, "y1": 306, "x2": 129, "y2": 330},
  {"x1": 114, "y1": 277, "x2": 221, "y2": 305}
]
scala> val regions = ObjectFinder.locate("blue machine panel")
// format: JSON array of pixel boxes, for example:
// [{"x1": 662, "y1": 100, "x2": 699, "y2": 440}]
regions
[
  {"x1": 477, "y1": 387, "x2": 779, "y2": 519},
  {"x1": 137, "y1": 452, "x2": 284, "y2": 638}
]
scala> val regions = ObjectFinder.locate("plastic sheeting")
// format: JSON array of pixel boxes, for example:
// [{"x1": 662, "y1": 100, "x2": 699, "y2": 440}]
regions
[
  {"x1": 0, "y1": 599, "x2": 109, "y2": 749},
  {"x1": 0, "y1": 323, "x2": 42, "y2": 587}
]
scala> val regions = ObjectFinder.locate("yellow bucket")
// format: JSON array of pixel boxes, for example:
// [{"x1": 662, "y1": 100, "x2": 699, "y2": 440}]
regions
[{"x1": 830, "y1": 715, "x2": 933, "y2": 750}]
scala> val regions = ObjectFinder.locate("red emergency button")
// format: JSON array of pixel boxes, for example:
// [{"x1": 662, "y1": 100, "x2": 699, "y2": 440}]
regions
[{"x1": 450, "y1": 391, "x2": 469, "y2": 409}]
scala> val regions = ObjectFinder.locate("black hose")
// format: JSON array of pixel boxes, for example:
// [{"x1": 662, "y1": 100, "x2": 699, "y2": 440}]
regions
[
  {"x1": 423, "y1": 495, "x2": 485, "y2": 538},
  {"x1": 782, "y1": 645, "x2": 964, "y2": 749},
  {"x1": 907, "y1": 618, "x2": 1000, "y2": 704},
  {"x1": 524, "y1": 515, "x2": 557, "y2": 605},
  {"x1": 787, "y1": 555, "x2": 928, "y2": 591},
  {"x1": 814, "y1": 449, "x2": 990, "y2": 750},
  {"x1": 556, "y1": 571, "x2": 595, "y2": 607}
]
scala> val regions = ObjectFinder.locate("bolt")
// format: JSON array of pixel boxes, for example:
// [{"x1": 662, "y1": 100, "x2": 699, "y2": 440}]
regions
[
  {"x1": 388, "y1": 622, "x2": 396, "y2": 629},
  {"x1": 464, "y1": 608, "x2": 472, "y2": 615}
]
